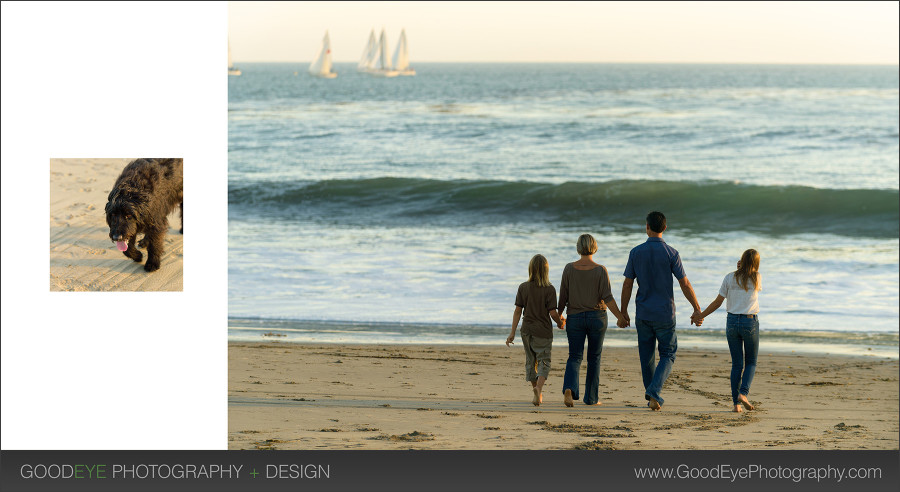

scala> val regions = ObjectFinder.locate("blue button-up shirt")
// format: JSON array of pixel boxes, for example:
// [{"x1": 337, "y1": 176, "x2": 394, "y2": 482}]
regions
[{"x1": 623, "y1": 237, "x2": 686, "y2": 322}]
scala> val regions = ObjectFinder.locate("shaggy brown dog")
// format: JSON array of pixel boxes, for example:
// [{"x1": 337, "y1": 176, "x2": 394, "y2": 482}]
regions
[{"x1": 105, "y1": 158, "x2": 183, "y2": 272}]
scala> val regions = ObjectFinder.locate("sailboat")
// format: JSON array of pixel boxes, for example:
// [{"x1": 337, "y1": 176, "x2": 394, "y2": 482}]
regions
[
  {"x1": 392, "y1": 29, "x2": 415, "y2": 76},
  {"x1": 368, "y1": 28, "x2": 399, "y2": 77},
  {"x1": 228, "y1": 41, "x2": 241, "y2": 76},
  {"x1": 358, "y1": 29, "x2": 377, "y2": 72},
  {"x1": 309, "y1": 31, "x2": 337, "y2": 78}
]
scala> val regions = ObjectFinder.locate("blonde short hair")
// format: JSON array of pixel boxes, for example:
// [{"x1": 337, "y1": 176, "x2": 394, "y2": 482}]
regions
[
  {"x1": 528, "y1": 254, "x2": 550, "y2": 287},
  {"x1": 576, "y1": 234, "x2": 598, "y2": 256}
]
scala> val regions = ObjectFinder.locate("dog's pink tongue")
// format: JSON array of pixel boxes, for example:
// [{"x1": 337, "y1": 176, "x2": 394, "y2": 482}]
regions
[{"x1": 116, "y1": 241, "x2": 128, "y2": 252}]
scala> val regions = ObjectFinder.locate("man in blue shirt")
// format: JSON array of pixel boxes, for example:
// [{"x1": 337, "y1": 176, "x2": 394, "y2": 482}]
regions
[{"x1": 620, "y1": 211, "x2": 703, "y2": 411}]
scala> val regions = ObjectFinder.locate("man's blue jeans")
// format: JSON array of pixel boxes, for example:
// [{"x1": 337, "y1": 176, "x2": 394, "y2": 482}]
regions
[
  {"x1": 726, "y1": 313, "x2": 759, "y2": 404},
  {"x1": 635, "y1": 317, "x2": 677, "y2": 406},
  {"x1": 562, "y1": 310, "x2": 607, "y2": 405}
]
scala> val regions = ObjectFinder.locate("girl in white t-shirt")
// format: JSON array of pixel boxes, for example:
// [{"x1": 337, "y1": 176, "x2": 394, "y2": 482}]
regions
[{"x1": 698, "y1": 249, "x2": 761, "y2": 413}]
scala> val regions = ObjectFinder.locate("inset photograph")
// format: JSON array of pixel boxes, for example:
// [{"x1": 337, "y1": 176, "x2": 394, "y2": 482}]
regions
[
  {"x1": 227, "y1": 2, "x2": 898, "y2": 451},
  {"x1": 49, "y1": 158, "x2": 183, "y2": 291}
]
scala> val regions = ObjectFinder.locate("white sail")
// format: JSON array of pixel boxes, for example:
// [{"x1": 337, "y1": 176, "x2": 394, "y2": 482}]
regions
[
  {"x1": 369, "y1": 28, "x2": 398, "y2": 77},
  {"x1": 372, "y1": 35, "x2": 382, "y2": 65},
  {"x1": 228, "y1": 41, "x2": 241, "y2": 76},
  {"x1": 309, "y1": 31, "x2": 336, "y2": 78},
  {"x1": 392, "y1": 29, "x2": 408, "y2": 70},
  {"x1": 392, "y1": 29, "x2": 415, "y2": 76},
  {"x1": 377, "y1": 29, "x2": 392, "y2": 70},
  {"x1": 358, "y1": 29, "x2": 377, "y2": 72}
]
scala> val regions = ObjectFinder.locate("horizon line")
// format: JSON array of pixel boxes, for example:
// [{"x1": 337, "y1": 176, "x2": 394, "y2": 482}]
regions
[{"x1": 231, "y1": 60, "x2": 900, "y2": 67}]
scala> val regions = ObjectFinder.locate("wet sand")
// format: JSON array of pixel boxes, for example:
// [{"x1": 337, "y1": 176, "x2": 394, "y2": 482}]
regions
[{"x1": 229, "y1": 342, "x2": 899, "y2": 450}]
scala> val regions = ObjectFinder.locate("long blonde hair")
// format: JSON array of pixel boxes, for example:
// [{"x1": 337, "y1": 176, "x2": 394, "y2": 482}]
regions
[
  {"x1": 734, "y1": 249, "x2": 761, "y2": 292},
  {"x1": 528, "y1": 254, "x2": 551, "y2": 287}
]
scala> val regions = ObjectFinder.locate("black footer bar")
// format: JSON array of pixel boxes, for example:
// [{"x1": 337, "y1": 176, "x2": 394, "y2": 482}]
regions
[{"x1": 1, "y1": 450, "x2": 898, "y2": 492}]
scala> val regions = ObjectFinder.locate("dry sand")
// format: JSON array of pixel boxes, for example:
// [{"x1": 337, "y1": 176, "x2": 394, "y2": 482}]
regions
[
  {"x1": 229, "y1": 342, "x2": 898, "y2": 450},
  {"x1": 49, "y1": 158, "x2": 182, "y2": 291}
]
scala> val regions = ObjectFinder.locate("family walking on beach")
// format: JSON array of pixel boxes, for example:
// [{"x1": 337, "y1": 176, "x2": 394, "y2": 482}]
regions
[{"x1": 506, "y1": 211, "x2": 761, "y2": 413}]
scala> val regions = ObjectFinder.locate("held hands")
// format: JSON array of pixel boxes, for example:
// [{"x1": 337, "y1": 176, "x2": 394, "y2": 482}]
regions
[
  {"x1": 617, "y1": 311, "x2": 631, "y2": 328},
  {"x1": 557, "y1": 316, "x2": 566, "y2": 330},
  {"x1": 690, "y1": 309, "x2": 704, "y2": 327}
]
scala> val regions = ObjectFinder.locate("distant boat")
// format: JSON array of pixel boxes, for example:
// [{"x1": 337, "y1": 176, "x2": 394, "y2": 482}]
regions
[
  {"x1": 358, "y1": 29, "x2": 377, "y2": 72},
  {"x1": 228, "y1": 41, "x2": 241, "y2": 76},
  {"x1": 368, "y1": 28, "x2": 399, "y2": 77},
  {"x1": 309, "y1": 31, "x2": 337, "y2": 78},
  {"x1": 392, "y1": 29, "x2": 415, "y2": 76}
]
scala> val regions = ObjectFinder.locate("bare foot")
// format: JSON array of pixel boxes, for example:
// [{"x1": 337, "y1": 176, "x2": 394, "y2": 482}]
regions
[
  {"x1": 532, "y1": 387, "x2": 541, "y2": 406},
  {"x1": 585, "y1": 401, "x2": 603, "y2": 406},
  {"x1": 564, "y1": 389, "x2": 574, "y2": 407},
  {"x1": 738, "y1": 395, "x2": 754, "y2": 411},
  {"x1": 648, "y1": 397, "x2": 661, "y2": 411},
  {"x1": 733, "y1": 404, "x2": 743, "y2": 413}
]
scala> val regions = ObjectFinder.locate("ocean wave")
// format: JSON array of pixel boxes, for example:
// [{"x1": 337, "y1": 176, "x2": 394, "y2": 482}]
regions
[{"x1": 228, "y1": 178, "x2": 899, "y2": 237}]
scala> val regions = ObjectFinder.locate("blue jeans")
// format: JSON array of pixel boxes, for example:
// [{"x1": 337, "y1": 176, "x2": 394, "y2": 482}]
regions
[
  {"x1": 635, "y1": 317, "x2": 677, "y2": 406},
  {"x1": 726, "y1": 313, "x2": 759, "y2": 404},
  {"x1": 562, "y1": 311, "x2": 607, "y2": 405}
]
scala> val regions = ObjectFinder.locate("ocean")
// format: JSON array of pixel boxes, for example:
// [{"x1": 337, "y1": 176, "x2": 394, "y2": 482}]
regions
[{"x1": 228, "y1": 63, "x2": 899, "y2": 358}]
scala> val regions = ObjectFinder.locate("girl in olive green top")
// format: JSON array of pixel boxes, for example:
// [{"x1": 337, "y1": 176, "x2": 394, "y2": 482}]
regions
[{"x1": 506, "y1": 254, "x2": 565, "y2": 406}]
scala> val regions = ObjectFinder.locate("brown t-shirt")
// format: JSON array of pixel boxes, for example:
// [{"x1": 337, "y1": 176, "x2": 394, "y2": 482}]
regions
[
  {"x1": 515, "y1": 281, "x2": 558, "y2": 339},
  {"x1": 557, "y1": 263, "x2": 615, "y2": 316}
]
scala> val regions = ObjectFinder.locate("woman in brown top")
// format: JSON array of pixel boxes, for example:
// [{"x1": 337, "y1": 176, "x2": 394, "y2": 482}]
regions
[{"x1": 558, "y1": 234, "x2": 627, "y2": 406}]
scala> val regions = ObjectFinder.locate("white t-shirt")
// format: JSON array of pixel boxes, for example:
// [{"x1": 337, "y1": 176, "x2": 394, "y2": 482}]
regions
[{"x1": 718, "y1": 272, "x2": 761, "y2": 315}]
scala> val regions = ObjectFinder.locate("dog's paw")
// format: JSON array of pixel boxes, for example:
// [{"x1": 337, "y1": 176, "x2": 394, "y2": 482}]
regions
[
  {"x1": 138, "y1": 236, "x2": 149, "y2": 249},
  {"x1": 127, "y1": 250, "x2": 143, "y2": 262},
  {"x1": 144, "y1": 258, "x2": 161, "y2": 272}
]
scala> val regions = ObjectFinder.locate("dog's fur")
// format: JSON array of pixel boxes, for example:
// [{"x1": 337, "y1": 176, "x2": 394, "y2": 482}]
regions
[{"x1": 105, "y1": 158, "x2": 183, "y2": 272}]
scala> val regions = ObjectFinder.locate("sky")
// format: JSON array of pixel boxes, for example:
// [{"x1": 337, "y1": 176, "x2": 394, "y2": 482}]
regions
[{"x1": 229, "y1": 1, "x2": 900, "y2": 64}]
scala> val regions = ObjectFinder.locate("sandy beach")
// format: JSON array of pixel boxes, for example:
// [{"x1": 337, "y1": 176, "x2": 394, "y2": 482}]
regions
[
  {"x1": 49, "y1": 158, "x2": 183, "y2": 291},
  {"x1": 229, "y1": 341, "x2": 898, "y2": 450}
]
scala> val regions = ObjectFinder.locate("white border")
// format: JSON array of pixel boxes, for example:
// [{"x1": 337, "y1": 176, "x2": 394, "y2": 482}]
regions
[{"x1": 1, "y1": 2, "x2": 228, "y2": 449}]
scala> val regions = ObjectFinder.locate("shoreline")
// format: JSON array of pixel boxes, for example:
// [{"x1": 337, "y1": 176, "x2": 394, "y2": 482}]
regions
[
  {"x1": 229, "y1": 341, "x2": 899, "y2": 450},
  {"x1": 229, "y1": 335, "x2": 899, "y2": 360},
  {"x1": 228, "y1": 318, "x2": 900, "y2": 359}
]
